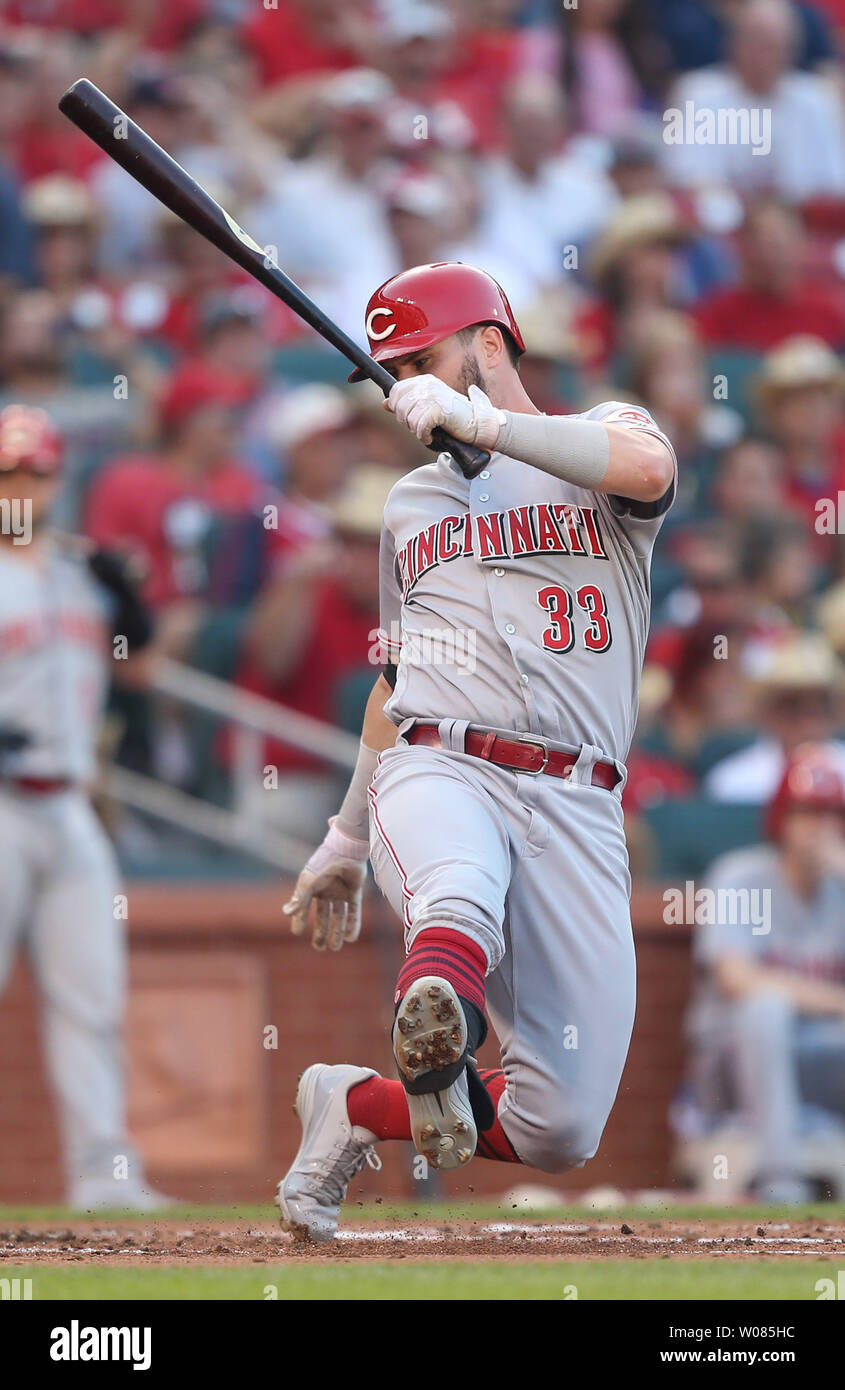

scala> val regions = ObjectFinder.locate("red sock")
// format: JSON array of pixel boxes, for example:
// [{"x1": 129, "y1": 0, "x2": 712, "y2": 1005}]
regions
[
  {"x1": 347, "y1": 1069, "x2": 523, "y2": 1163},
  {"x1": 394, "y1": 927, "x2": 487, "y2": 1014},
  {"x1": 347, "y1": 1077, "x2": 411, "y2": 1140},
  {"x1": 473, "y1": 1068, "x2": 521, "y2": 1163}
]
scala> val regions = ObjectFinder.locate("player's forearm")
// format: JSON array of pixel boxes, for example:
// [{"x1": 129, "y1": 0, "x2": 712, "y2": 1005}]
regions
[
  {"x1": 763, "y1": 970, "x2": 845, "y2": 1018},
  {"x1": 717, "y1": 955, "x2": 845, "y2": 1017},
  {"x1": 496, "y1": 413, "x2": 674, "y2": 502},
  {"x1": 334, "y1": 675, "x2": 397, "y2": 840},
  {"x1": 243, "y1": 576, "x2": 317, "y2": 681}
]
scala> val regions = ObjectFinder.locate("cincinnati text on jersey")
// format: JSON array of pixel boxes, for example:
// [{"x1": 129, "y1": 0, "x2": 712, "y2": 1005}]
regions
[{"x1": 396, "y1": 502, "x2": 610, "y2": 599}]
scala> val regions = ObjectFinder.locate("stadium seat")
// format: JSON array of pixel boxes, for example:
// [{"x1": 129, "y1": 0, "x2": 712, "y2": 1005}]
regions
[{"x1": 642, "y1": 796, "x2": 764, "y2": 878}]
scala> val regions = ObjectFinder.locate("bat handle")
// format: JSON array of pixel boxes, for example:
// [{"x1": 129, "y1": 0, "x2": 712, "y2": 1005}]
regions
[
  {"x1": 360, "y1": 359, "x2": 491, "y2": 478},
  {"x1": 429, "y1": 428, "x2": 490, "y2": 479}
]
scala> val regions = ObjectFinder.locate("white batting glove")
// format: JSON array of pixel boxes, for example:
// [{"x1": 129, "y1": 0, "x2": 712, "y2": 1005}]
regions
[
  {"x1": 386, "y1": 375, "x2": 506, "y2": 449},
  {"x1": 282, "y1": 820, "x2": 368, "y2": 952}
]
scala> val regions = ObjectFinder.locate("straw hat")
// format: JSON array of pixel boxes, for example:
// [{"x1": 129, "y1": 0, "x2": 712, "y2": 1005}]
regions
[
  {"x1": 817, "y1": 582, "x2": 845, "y2": 658},
  {"x1": 517, "y1": 285, "x2": 579, "y2": 363},
  {"x1": 589, "y1": 193, "x2": 690, "y2": 283},
  {"x1": 755, "y1": 335, "x2": 845, "y2": 408},
  {"x1": 331, "y1": 465, "x2": 404, "y2": 538},
  {"x1": 24, "y1": 175, "x2": 98, "y2": 228},
  {"x1": 268, "y1": 386, "x2": 357, "y2": 453},
  {"x1": 752, "y1": 632, "x2": 844, "y2": 693}
]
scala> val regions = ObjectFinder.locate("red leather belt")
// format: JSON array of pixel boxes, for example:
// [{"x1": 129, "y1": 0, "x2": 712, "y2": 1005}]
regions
[
  {"x1": 406, "y1": 723, "x2": 621, "y2": 790},
  {"x1": 9, "y1": 777, "x2": 72, "y2": 794}
]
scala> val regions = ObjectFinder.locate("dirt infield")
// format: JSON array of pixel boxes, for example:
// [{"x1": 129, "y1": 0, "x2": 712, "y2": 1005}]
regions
[{"x1": 1, "y1": 1215, "x2": 843, "y2": 1265}]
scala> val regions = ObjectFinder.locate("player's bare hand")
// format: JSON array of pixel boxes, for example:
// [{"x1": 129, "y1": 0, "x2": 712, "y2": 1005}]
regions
[
  {"x1": 813, "y1": 822, "x2": 845, "y2": 880},
  {"x1": 386, "y1": 376, "x2": 505, "y2": 449},
  {"x1": 282, "y1": 821, "x2": 368, "y2": 951}
]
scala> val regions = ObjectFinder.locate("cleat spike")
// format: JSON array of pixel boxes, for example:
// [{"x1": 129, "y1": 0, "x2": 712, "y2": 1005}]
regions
[{"x1": 457, "y1": 1148, "x2": 473, "y2": 1163}]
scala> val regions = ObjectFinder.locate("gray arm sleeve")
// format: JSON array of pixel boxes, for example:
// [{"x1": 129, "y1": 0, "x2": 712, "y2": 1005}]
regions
[
  {"x1": 334, "y1": 740, "x2": 380, "y2": 840},
  {"x1": 496, "y1": 411, "x2": 610, "y2": 489}
]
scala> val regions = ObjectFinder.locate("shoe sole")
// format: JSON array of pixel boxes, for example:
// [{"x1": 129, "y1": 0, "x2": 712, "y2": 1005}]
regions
[{"x1": 393, "y1": 977, "x2": 477, "y2": 1170}]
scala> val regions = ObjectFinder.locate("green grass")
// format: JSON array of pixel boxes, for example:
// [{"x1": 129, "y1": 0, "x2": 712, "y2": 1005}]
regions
[
  {"x1": 1, "y1": 1200, "x2": 843, "y2": 1225},
  {"x1": 2, "y1": 1202, "x2": 841, "y2": 1301},
  {"x1": 0, "y1": 1261, "x2": 837, "y2": 1301}
]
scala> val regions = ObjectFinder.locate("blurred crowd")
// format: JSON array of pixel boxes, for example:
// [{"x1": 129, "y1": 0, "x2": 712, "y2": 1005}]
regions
[{"x1": 0, "y1": 0, "x2": 844, "y2": 871}]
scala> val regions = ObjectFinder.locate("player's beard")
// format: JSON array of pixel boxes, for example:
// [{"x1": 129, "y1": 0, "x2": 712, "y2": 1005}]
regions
[{"x1": 457, "y1": 352, "x2": 491, "y2": 399}]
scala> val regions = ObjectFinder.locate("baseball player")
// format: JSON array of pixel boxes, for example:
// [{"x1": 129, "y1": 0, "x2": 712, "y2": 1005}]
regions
[
  {"x1": 688, "y1": 743, "x2": 845, "y2": 1203},
  {"x1": 278, "y1": 263, "x2": 676, "y2": 1241},
  {"x1": 0, "y1": 404, "x2": 165, "y2": 1210}
]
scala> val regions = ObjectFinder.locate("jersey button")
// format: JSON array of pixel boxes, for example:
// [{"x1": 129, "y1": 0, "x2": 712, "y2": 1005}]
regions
[
  {"x1": 479, "y1": 493, "x2": 489, "y2": 502},
  {"x1": 494, "y1": 567, "x2": 505, "y2": 577},
  {"x1": 479, "y1": 470, "x2": 490, "y2": 479},
  {"x1": 505, "y1": 624, "x2": 516, "y2": 634},
  {"x1": 520, "y1": 673, "x2": 530, "y2": 684}
]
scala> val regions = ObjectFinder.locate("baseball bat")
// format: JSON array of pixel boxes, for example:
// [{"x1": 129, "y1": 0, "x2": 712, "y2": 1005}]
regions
[{"x1": 58, "y1": 79, "x2": 490, "y2": 478}]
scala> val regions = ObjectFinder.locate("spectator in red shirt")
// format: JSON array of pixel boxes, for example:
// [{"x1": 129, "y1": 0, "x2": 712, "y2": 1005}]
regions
[
  {"x1": 240, "y1": 0, "x2": 375, "y2": 87},
  {"x1": 153, "y1": 191, "x2": 251, "y2": 354},
  {"x1": 642, "y1": 618, "x2": 756, "y2": 784},
  {"x1": 85, "y1": 362, "x2": 261, "y2": 613},
  {"x1": 5, "y1": 0, "x2": 205, "y2": 48},
  {"x1": 753, "y1": 336, "x2": 845, "y2": 526},
  {"x1": 202, "y1": 383, "x2": 365, "y2": 609},
  {"x1": 628, "y1": 309, "x2": 743, "y2": 516},
  {"x1": 695, "y1": 200, "x2": 845, "y2": 351},
  {"x1": 428, "y1": 0, "x2": 527, "y2": 150},
  {"x1": 24, "y1": 174, "x2": 101, "y2": 309},
  {"x1": 580, "y1": 192, "x2": 693, "y2": 372},
  {"x1": 9, "y1": 29, "x2": 107, "y2": 183},
  {"x1": 234, "y1": 465, "x2": 401, "y2": 842}
]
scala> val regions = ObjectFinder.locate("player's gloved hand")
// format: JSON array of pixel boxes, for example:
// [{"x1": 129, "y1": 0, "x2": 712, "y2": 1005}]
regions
[
  {"x1": 282, "y1": 819, "x2": 368, "y2": 952},
  {"x1": 386, "y1": 375, "x2": 506, "y2": 449}
]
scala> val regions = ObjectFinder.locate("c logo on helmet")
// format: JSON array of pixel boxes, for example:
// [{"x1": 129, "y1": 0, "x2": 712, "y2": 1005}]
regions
[{"x1": 367, "y1": 307, "x2": 397, "y2": 342}]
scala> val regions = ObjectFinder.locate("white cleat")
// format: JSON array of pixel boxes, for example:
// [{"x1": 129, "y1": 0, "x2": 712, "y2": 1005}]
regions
[
  {"x1": 393, "y1": 977, "x2": 477, "y2": 1171},
  {"x1": 277, "y1": 1063, "x2": 381, "y2": 1243}
]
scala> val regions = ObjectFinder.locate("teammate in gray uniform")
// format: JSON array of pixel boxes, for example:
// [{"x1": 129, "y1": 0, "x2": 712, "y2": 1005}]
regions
[
  {"x1": 0, "y1": 404, "x2": 166, "y2": 1210},
  {"x1": 688, "y1": 743, "x2": 845, "y2": 1203},
  {"x1": 278, "y1": 263, "x2": 676, "y2": 1242}
]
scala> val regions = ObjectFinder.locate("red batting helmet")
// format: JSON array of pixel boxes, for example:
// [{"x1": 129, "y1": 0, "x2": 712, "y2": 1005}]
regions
[
  {"x1": 349, "y1": 261, "x2": 525, "y2": 382},
  {"x1": 0, "y1": 405, "x2": 64, "y2": 475},
  {"x1": 766, "y1": 743, "x2": 845, "y2": 840}
]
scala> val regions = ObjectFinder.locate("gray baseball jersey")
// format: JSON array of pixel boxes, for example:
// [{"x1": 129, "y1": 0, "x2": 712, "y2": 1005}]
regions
[
  {"x1": 0, "y1": 539, "x2": 111, "y2": 782},
  {"x1": 689, "y1": 843, "x2": 845, "y2": 1043},
  {"x1": 687, "y1": 844, "x2": 845, "y2": 1190},
  {"x1": 368, "y1": 404, "x2": 676, "y2": 1173},
  {"x1": 0, "y1": 538, "x2": 143, "y2": 1200},
  {"x1": 378, "y1": 402, "x2": 676, "y2": 763}
]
